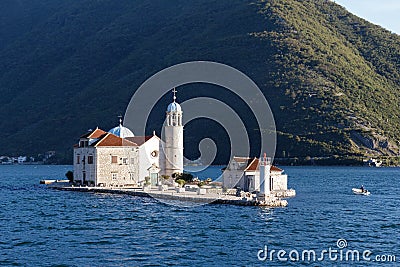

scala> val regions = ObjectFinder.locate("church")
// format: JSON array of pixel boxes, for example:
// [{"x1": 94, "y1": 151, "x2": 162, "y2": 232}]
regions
[
  {"x1": 222, "y1": 155, "x2": 288, "y2": 194},
  {"x1": 73, "y1": 89, "x2": 290, "y2": 197},
  {"x1": 73, "y1": 90, "x2": 183, "y2": 187}
]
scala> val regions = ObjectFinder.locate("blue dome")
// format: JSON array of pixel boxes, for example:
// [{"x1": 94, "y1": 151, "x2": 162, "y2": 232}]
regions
[
  {"x1": 167, "y1": 102, "x2": 182, "y2": 112},
  {"x1": 108, "y1": 125, "x2": 135, "y2": 138}
]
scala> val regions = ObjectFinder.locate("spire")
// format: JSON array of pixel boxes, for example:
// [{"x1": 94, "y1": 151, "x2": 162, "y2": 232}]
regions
[
  {"x1": 166, "y1": 87, "x2": 182, "y2": 113},
  {"x1": 261, "y1": 152, "x2": 271, "y2": 166},
  {"x1": 108, "y1": 115, "x2": 135, "y2": 138},
  {"x1": 118, "y1": 115, "x2": 123, "y2": 126},
  {"x1": 172, "y1": 88, "x2": 177, "y2": 102}
]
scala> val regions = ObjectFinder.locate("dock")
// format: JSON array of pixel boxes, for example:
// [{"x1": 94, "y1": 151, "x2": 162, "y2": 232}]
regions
[
  {"x1": 40, "y1": 179, "x2": 69, "y2": 185},
  {"x1": 48, "y1": 184, "x2": 293, "y2": 207}
]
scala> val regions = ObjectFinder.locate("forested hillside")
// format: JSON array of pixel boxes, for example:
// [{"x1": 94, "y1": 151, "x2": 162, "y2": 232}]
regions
[{"x1": 0, "y1": 0, "x2": 399, "y2": 163}]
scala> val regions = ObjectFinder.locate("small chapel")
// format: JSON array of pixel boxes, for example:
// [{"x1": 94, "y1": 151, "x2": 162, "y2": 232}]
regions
[
  {"x1": 73, "y1": 89, "x2": 183, "y2": 187},
  {"x1": 222, "y1": 155, "x2": 288, "y2": 194}
]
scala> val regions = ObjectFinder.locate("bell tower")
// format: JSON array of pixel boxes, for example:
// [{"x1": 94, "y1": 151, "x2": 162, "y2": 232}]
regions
[
  {"x1": 259, "y1": 153, "x2": 271, "y2": 196},
  {"x1": 164, "y1": 88, "x2": 184, "y2": 177}
]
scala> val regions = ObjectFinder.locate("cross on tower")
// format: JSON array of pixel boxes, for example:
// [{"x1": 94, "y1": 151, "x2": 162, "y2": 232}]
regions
[{"x1": 172, "y1": 88, "x2": 177, "y2": 102}]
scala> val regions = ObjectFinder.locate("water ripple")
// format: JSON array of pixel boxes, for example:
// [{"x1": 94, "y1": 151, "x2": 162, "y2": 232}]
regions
[{"x1": 0, "y1": 165, "x2": 399, "y2": 266}]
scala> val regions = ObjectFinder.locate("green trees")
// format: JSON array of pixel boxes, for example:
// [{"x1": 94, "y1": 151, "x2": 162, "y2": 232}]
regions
[
  {"x1": 259, "y1": 0, "x2": 400, "y2": 157},
  {"x1": 0, "y1": 0, "x2": 398, "y2": 159},
  {"x1": 172, "y1": 173, "x2": 194, "y2": 183},
  {"x1": 65, "y1": 171, "x2": 73, "y2": 183}
]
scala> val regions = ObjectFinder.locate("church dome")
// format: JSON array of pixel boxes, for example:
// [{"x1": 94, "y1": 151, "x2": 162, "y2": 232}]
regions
[
  {"x1": 108, "y1": 118, "x2": 135, "y2": 138},
  {"x1": 167, "y1": 101, "x2": 182, "y2": 112}
]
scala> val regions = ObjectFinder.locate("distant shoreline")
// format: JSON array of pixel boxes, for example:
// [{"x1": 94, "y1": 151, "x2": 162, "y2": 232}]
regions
[
  {"x1": 2, "y1": 156, "x2": 400, "y2": 167},
  {"x1": 274, "y1": 155, "x2": 400, "y2": 167}
]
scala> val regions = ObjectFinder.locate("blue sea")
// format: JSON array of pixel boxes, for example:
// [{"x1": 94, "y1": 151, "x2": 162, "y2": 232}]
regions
[{"x1": 0, "y1": 165, "x2": 399, "y2": 266}]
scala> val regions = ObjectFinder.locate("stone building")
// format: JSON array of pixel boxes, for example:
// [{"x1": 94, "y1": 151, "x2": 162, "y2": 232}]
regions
[
  {"x1": 73, "y1": 90, "x2": 183, "y2": 187},
  {"x1": 223, "y1": 155, "x2": 288, "y2": 193}
]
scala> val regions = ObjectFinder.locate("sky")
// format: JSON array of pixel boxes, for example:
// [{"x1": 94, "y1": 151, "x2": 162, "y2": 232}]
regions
[{"x1": 334, "y1": 0, "x2": 400, "y2": 34}]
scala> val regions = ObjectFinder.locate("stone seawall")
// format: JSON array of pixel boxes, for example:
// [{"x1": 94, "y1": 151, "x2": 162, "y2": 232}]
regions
[{"x1": 51, "y1": 186, "x2": 290, "y2": 207}]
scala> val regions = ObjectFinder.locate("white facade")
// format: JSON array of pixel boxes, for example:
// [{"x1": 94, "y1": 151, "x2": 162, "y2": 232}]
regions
[
  {"x1": 18, "y1": 156, "x2": 27, "y2": 164},
  {"x1": 270, "y1": 169, "x2": 288, "y2": 191},
  {"x1": 137, "y1": 136, "x2": 164, "y2": 184},
  {"x1": 74, "y1": 145, "x2": 96, "y2": 185},
  {"x1": 73, "y1": 89, "x2": 184, "y2": 187},
  {"x1": 223, "y1": 156, "x2": 288, "y2": 193},
  {"x1": 259, "y1": 154, "x2": 271, "y2": 195},
  {"x1": 73, "y1": 131, "x2": 163, "y2": 187},
  {"x1": 164, "y1": 90, "x2": 184, "y2": 177}
]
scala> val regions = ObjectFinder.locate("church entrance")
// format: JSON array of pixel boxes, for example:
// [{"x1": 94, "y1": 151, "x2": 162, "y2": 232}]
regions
[
  {"x1": 147, "y1": 164, "x2": 161, "y2": 186},
  {"x1": 150, "y1": 173, "x2": 159, "y2": 186}
]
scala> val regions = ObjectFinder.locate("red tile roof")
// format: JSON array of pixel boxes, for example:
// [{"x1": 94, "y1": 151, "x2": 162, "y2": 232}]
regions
[
  {"x1": 244, "y1": 158, "x2": 259, "y2": 171},
  {"x1": 125, "y1": 136, "x2": 153, "y2": 146},
  {"x1": 271, "y1": 166, "x2": 283, "y2": 172},
  {"x1": 94, "y1": 133, "x2": 137, "y2": 147},
  {"x1": 80, "y1": 128, "x2": 107, "y2": 139},
  {"x1": 233, "y1": 156, "x2": 252, "y2": 163},
  {"x1": 233, "y1": 156, "x2": 283, "y2": 173}
]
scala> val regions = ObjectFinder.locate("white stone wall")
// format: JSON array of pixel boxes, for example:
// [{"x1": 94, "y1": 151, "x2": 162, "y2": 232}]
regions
[
  {"x1": 164, "y1": 125, "x2": 183, "y2": 177},
  {"x1": 223, "y1": 168, "x2": 288, "y2": 192},
  {"x1": 73, "y1": 147, "x2": 96, "y2": 184},
  {"x1": 271, "y1": 174, "x2": 288, "y2": 191},
  {"x1": 252, "y1": 172, "x2": 260, "y2": 192},
  {"x1": 73, "y1": 135, "x2": 166, "y2": 187},
  {"x1": 158, "y1": 140, "x2": 166, "y2": 176},
  {"x1": 96, "y1": 146, "x2": 139, "y2": 187},
  {"x1": 241, "y1": 171, "x2": 256, "y2": 192},
  {"x1": 138, "y1": 136, "x2": 161, "y2": 183},
  {"x1": 259, "y1": 164, "x2": 271, "y2": 194},
  {"x1": 223, "y1": 169, "x2": 243, "y2": 189}
]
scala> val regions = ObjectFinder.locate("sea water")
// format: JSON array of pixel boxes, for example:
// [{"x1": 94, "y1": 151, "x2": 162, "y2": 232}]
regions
[{"x1": 0, "y1": 165, "x2": 399, "y2": 266}]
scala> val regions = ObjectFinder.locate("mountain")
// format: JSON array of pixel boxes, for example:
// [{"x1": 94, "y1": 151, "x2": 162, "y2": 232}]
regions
[{"x1": 0, "y1": 0, "x2": 399, "y2": 164}]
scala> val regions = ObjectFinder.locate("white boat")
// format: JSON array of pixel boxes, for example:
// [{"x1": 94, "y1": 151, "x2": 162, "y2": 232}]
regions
[{"x1": 352, "y1": 188, "x2": 371, "y2": 196}]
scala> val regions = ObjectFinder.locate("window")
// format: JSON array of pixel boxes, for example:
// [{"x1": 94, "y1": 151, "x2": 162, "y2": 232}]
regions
[
  {"x1": 111, "y1": 156, "x2": 118, "y2": 164},
  {"x1": 76, "y1": 155, "x2": 80, "y2": 164},
  {"x1": 79, "y1": 140, "x2": 89, "y2": 147},
  {"x1": 129, "y1": 173, "x2": 135, "y2": 180},
  {"x1": 122, "y1": 158, "x2": 128, "y2": 165},
  {"x1": 88, "y1": 155, "x2": 93, "y2": 164},
  {"x1": 130, "y1": 158, "x2": 136, "y2": 165},
  {"x1": 112, "y1": 173, "x2": 117, "y2": 180}
]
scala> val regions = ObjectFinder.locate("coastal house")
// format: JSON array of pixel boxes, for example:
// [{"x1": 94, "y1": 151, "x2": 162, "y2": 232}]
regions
[
  {"x1": 45, "y1": 151, "x2": 56, "y2": 160},
  {"x1": 223, "y1": 155, "x2": 288, "y2": 193},
  {"x1": 0, "y1": 156, "x2": 12, "y2": 164},
  {"x1": 18, "y1": 156, "x2": 27, "y2": 164},
  {"x1": 73, "y1": 90, "x2": 183, "y2": 187}
]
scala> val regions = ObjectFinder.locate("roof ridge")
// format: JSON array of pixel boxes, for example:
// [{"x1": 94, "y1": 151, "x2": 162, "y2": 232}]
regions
[
  {"x1": 94, "y1": 133, "x2": 137, "y2": 147},
  {"x1": 244, "y1": 157, "x2": 259, "y2": 171},
  {"x1": 80, "y1": 128, "x2": 107, "y2": 138},
  {"x1": 93, "y1": 133, "x2": 112, "y2": 147}
]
